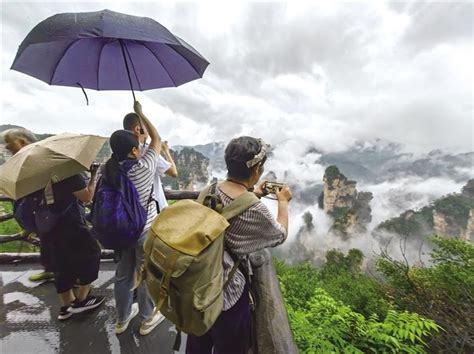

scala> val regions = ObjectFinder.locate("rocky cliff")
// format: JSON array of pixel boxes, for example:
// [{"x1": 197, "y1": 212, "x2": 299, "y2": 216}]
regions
[
  {"x1": 460, "y1": 180, "x2": 474, "y2": 241},
  {"x1": 378, "y1": 179, "x2": 474, "y2": 240},
  {"x1": 174, "y1": 141, "x2": 226, "y2": 172},
  {"x1": 319, "y1": 166, "x2": 373, "y2": 235},
  {"x1": 461, "y1": 210, "x2": 474, "y2": 241},
  {"x1": 321, "y1": 165, "x2": 358, "y2": 213},
  {"x1": 162, "y1": 148, "x2": 210, "y2": 190}
]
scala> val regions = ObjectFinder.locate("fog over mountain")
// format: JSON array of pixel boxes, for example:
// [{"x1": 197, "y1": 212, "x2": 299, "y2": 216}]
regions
[
  {"x1": 185, "y1": 138, "x2": 472, "y2": 265},
  {"x1": 269, "y1": 142, "x2": 471, "y2": 264}
]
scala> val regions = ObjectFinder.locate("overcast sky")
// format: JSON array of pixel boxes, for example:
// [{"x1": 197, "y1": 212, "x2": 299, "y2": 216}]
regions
[{"x1": 1, "y1": 1, "x2": 472, "y2": 153}]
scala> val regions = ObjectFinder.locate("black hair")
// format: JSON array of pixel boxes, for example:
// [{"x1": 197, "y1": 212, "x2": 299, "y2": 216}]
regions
[
  {"x1": 123, "y1": 112, "x2": 140, "y2": 131},
  {"x1": 225, "y1": 136, "x2": 266, "y2": 180},
  {"x1": 103, "y1": 130, "x2": 139, "y2": 187}
]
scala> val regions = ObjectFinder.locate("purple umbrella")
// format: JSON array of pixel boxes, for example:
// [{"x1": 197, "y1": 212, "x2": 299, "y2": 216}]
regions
[{"x1": 11, "y1": 9, "x2": 209, "y2": 104}]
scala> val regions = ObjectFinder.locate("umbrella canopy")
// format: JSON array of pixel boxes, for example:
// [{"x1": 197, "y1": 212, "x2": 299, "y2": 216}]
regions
[
  {"x1": 0, "y1": 133, "x2": 106, "y2": 200},
  {"x1": 11, "y1": 9, "x2": 209, "y2": 93}
]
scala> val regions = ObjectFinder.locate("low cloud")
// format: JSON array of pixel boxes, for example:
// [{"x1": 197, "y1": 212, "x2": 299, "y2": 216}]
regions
[{"x1": 1, "y1": 2, "x2": 472, "y2": 152}]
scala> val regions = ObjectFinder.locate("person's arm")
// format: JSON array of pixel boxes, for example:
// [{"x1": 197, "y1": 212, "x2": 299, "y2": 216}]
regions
[
  {"x1": 134, "y1": 101, "x2": 161, "y2": 155},
  {"x1": 275, "y1": 185, "x2": 292, "y2": 233},
  {"x1": 161, "y1": 141, "x2": 178, "y2": 177},
  {"x1": 73, "y1": 166, "x2": 99, "y2": 203}
]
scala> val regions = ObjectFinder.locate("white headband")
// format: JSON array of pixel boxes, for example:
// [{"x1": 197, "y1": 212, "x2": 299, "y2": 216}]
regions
[{"x1": 246, "y1": 138, "x2": 267, "y2": 168}]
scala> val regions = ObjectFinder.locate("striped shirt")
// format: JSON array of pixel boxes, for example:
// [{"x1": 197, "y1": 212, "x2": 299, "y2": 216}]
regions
[
  {"x1": 126, "y1": 148, "x2": 158, "y2": 232},
  {"x1": 216, "y1": 186, "x2": 287, "y2": 310}
]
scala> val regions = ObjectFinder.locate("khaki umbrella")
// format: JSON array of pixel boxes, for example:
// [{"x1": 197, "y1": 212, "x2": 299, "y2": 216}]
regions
[{"x1": 0, "y1": 133, "x2": 106, "y2": 200}]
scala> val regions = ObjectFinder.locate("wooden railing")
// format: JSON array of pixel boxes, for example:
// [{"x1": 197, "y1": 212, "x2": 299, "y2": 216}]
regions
[
  {"x1": 0, "y1": 190, "x2": 298, "y2": 352},
  {"x1": 0, "y1": 190, "x2": 200, "y2": 263},
  {"x1": 0, "y1": 194, "x2": 39, "y2": 263}
]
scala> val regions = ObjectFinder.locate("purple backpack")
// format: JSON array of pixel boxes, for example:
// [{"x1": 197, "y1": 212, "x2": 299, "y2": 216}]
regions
[{"x1": 91, "y1": 160, "x2": 149, "y2": 250}]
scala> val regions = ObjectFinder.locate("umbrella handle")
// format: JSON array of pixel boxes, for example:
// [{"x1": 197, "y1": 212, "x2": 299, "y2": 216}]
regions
[
  {"x1": 76, "y1": 83, "x2": 89, "y2": 105},
  {"x1": 119, "y1": 39, "x2": 144, "y2": 134}
]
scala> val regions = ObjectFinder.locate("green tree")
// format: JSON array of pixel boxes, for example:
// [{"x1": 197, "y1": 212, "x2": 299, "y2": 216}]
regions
[
  {"x1": 321, "y1": 249, "x2": 389, "y2": 319},
  {"x1": 377, "y1": 236, "x2": 474, "y2": 352}
]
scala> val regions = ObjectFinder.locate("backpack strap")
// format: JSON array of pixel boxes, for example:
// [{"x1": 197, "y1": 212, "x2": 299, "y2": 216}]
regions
[
  {"x1": 220, "y1": 192, "x2": 260, "y2": 288},
  {"x1": 197, "y1": 183, "x2": 213, "y2": 204},
  {"x1": 44, "y1": 180, "x2": 55, "y2": 205},
  {"x1": 147, "y1": 184, "x2": 155, "y2": 205},
  {"x1": 223, "y1": 255, "x2": 243, "y2": 289},
  {"x1": 197, "y1": 182, "x2": 220, "y2": 211},
  {"x1": 42, "y1": 179, "x2": 75, "y2": 215},
  {"x1": 198, "y1": 183, "x2": 260, "y2": 217},
  {"x1": 173, "y1": 330, "x2": 182, "y2": 352},
  {"x1": 220, "y1": 191, "x2": 260, "y2": 221}
]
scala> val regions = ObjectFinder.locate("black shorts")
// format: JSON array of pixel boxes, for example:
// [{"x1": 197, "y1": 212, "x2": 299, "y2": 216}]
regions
[{"x1": 47, "y1": 224, "x2": 101, "y2": 293}]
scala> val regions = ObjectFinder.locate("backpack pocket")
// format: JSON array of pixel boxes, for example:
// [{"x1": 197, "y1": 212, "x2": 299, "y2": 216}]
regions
[
  {"x1": 34, "y1": 207, "x2": 59, "y2": 234},
  {"x1": 193, "y1": 270, "x2": 224, "y2": 312}
]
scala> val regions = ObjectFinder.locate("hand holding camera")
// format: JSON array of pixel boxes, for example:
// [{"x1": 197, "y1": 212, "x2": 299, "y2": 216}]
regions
[
  {"x1": 258, "y1": 181, "x2": 292, "y2": 202},
  {"x1": 276, "y1": 185, "x2": 292, "y2": 203},
  {"x1": 89, "y1": 162, "x2": 100, "y2": 176},
  {"x1": 264, "y1": 181, "x2": 285, "y2": 195}
]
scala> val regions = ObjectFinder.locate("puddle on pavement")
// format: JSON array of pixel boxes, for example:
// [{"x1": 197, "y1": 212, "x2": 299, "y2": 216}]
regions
[{"x1": 1, "y1": 266, "x2": 183, "y2": 353}]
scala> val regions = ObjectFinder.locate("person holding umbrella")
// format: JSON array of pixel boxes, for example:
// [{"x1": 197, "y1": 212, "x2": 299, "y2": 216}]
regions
[
  {"x1": 48, "y1": 165, "x2": 105, "y2": 320},
  {"x1": 123, "y1": 112, "x2": 178, "y2": 212},
  {"x1": 0, "y1": 133, "x2": 107, "y2": 320},
  {"x1": 103, "y1": 101, "x2": 165, "y2": 336},
  {"x1": 2, "y1": 128, "x2": 55, "y2": 283}
]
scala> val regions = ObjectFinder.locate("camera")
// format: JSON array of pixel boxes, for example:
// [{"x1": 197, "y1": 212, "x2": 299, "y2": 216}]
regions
[
  {"x1": 264, "y1": 181, "x2": 285, "y2": 195},
  {"x1": 89, "y1": 162, "x2": 101, "y2": 172}
]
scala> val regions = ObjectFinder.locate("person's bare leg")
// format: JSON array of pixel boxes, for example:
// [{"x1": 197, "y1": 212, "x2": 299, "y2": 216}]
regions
[
  {"x1": 76, "y1": 284, "x2": 91, "y2": 301},
  {"x1": 59, "y1": 289, "x2": 75, "y2": 306}
]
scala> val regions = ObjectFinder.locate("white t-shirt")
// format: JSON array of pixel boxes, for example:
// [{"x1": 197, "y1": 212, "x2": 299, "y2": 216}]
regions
[
  {"x1": 141, "y1": 143, "x2": 172, "y2": 211},
  {"x1": 154, "y1": 154, "x2": 172, "y2": 211}
]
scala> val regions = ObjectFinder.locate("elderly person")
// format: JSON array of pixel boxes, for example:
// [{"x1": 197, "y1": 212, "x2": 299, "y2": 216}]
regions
[
  {"x1": 4, "y1": 128, "x2": 104, "y2": 320},
  {"x1": 3, "y1": 128, "x2": 54, "y2": 282},
  {"x1": 3, "y1": 127, "x2": 37, "y2": 155},
  {"x1": 186, "y1": 136, "x2": 293, "y2": 354}
]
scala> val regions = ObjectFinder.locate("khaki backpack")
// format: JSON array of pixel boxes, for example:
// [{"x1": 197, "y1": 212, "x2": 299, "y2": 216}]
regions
[{"x1": 140, "y1": 183, "x2": 259, "y2": 339}]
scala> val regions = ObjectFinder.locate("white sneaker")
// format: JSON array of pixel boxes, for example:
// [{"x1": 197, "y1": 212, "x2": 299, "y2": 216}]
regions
[
  {"x1": 139, "y1": 310, "x2": 165, "y2": 336},
  {"x1": 115, "y1": 303, "x2": 139, "y2": 335}
]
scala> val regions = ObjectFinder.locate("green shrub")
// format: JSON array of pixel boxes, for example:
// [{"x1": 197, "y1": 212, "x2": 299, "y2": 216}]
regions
[
  {"x1": 283, "y1": 286, "x2": 439, "y2": 353},
  {"x1": 275, "y1": 259, "x2": 320, "y2": 311},
  {"x1": 377, "y1": 236, "x2": 474, "y2": 352},
  {"x1": 321, "y1": 249, "x2": 389, "y2": 319},
  {"x1": 0, "y1": 201, "x2": 37, "y2": 252}
]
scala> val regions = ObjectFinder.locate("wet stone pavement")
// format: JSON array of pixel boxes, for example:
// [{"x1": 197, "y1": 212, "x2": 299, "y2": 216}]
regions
[{"x1": 0, "y1": 262, "x2": 186, "y2": 354}]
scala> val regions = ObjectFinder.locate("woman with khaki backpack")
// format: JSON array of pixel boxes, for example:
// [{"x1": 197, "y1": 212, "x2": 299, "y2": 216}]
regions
[{"x1": 186, "y1": 136, "x2": 292, "y2": 354}]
